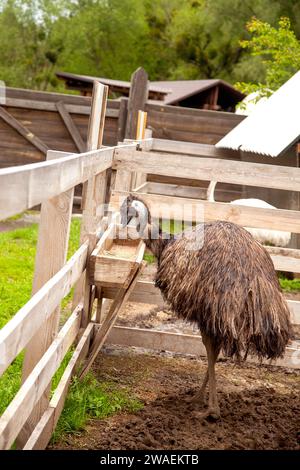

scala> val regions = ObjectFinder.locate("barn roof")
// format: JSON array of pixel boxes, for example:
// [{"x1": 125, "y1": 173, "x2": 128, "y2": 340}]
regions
[
  {"x1": 151, "y1": 79, "x2": 243, "y2": 105},
  {"x1": 56, "y1": 72, "x2": 244, "y2": 108},
  {"x1": 216, "y1": 71, "x2": 300, "y2": 157},
  {"x1": 56, "y1": 71, "x2": 170, "y2": 100}
]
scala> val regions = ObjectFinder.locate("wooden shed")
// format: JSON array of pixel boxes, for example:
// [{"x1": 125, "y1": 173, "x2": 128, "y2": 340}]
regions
[{"x1": 56, "y1": 71, "x2": 244, "y2": 112}]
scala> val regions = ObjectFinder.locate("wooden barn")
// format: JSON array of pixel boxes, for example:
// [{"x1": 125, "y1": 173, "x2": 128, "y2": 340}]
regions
[
  {"x1": 0, "y1": 69, "x2": 244, "y2": 170},
  {"x1": 56, "y1": 71, "x2": 244, "y2": 112}
]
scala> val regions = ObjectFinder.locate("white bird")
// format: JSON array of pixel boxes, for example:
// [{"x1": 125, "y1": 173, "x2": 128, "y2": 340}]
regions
[{"x1": 206, "y1": 181, "x2": 291, "y2": 247}]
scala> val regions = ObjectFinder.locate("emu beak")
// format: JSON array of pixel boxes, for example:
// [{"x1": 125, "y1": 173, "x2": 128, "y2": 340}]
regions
[{"x1": 121, "y1": 207, "x2": 138, "y2": 227}]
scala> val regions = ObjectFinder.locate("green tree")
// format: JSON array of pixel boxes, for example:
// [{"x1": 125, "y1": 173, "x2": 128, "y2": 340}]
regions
[
  {"x1": 236, "y1": 16, "x2": 300, "y2": 95},
  {"x1": 54, "y1": 0, "x2": 149, "y2": 81}
]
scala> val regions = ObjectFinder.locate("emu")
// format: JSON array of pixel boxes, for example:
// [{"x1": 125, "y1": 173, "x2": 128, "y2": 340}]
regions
[
  {"x1": 120, "y1": 194, "x2": 293, "y2": 420},
  {"x1": 207, "y1": 181, "x2": 291, "y2": 247}
]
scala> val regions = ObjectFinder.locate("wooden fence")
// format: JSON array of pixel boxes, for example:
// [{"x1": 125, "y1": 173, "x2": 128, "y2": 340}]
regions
[
  {"x1": 0, "y1": 85, "x2": 299, "y2": 450},
  {"x1": 0, "y1": 81, "x2": 244, "y2": 169}
]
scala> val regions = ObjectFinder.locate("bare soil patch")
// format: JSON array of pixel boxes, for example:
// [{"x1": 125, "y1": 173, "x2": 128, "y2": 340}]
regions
[{"x1": 50, "y1": 347, "x2": 300, "y2": 450}]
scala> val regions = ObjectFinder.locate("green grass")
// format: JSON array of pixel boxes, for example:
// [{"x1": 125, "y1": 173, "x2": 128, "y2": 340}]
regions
[
  {"x1": 51, "y1": 374, "x2": 142, "y2": 443},
  {"x1": 0, "y1": 217, "x2": 142, "y2": 444},
  {"x1": 279, "y1": 276, "x2": 300, "y2": 292}
]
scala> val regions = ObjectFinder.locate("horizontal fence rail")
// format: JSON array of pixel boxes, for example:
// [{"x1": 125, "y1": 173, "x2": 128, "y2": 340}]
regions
[
  {"x1": 114, "y1": 147, "x2": 300, "y2": 192},
  {"x1": 0, "y1": 241, "x2": 88, "y2": 377},
  {"x1": 0, "y1": 143, "x2": 136, "y2": 220},
  {"x1": 0, "y1": 304, "x2": 82, "y2": 450},
  {"x1": 110, "y1": 190, "x2": 300, "y2": 234}
]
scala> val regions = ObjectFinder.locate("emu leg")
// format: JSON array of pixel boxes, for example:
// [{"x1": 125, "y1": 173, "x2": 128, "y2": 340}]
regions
[
  {"x1": 186, "y1": 369, "x2": 208, "y2": 404},
  {"x1": 202, "y1": 334, "x2": 220, "y2": 420}
]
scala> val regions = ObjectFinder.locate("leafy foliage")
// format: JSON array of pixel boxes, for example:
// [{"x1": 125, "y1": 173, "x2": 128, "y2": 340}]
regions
[
  {"x1": 0, "y1": 1, "x2": 300, "y2": 89},
  {"x1": 237, "y1": 16, "x2": 300, "y2": 95}
]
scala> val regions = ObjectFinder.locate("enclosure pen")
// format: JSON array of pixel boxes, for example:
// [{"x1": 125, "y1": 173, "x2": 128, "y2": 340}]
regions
[{"x1": 0, "y1": 81, "x2": 299, "y2": 450}]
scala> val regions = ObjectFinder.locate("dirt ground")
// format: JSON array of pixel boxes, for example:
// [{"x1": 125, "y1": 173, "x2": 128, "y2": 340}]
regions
[
  {"x1": 51, "y1": 346, "x2": 300, "y2": 450},
  {"x1": 50, "y1": 291, "x2": 300, "y2": 451}
]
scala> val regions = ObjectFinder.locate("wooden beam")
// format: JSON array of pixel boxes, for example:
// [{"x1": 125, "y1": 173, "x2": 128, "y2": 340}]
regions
[
  {"x1": 4, "y1": 97, "x2": 119, "y2": 117},
  {"x1": 23, "y1": 323, "x2": 94, "y2": 450},
  {"x1": 104, "y1": 325, "x2": 300, "y2": 369},
  {"x1": 79, "y1": 262, "x2": 145, "y2": 379},
  {"x1": 102, "y1": 269, "x2": 300, "y2": 326},
  {"x1": 0, "y1": 106, "x2": 49, "y2": 154},
  {"x1": 0, "y1": 241, "x2": 88, "y2": 377},
  {"x1": 117, "y1": 98, "x2": 128, "y2": 142},
  {"x1": 75, "y1": 81, "x2": 109, "y2": 328},
  {"x1": 125, "y1": 68, "x2": 149, "y2": 139},
  {"x1": 16, "y1": 150, "x2": 75, "y2": 447},
  {"x1": 152, "y1": 138, "x2": 240, "y2": 159},
  {"x1": 114, "y1": 148, "x2": 300, "y2": 192},
  {"x1": 56, "y1": 101, "x2": 86, "y2": 152},
  {"x1": 110, "y1": 190, "x2": 300, "y2": 234},
  {"x1": 0, "y1": 144, "x2": 118, "y2": 220},
  {"x1": 0, "y1": 305, "x2": 82, "y2": 450}
]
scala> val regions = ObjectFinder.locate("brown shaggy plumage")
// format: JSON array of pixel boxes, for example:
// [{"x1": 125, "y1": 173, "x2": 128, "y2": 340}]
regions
[
  {"x1": 155, "y1": 221, "x2": 292, "y2": 360},
  {"x1": 121, "y1": 194, "x2": 293, "y2": 418},
  {"x1": 121, "y1": 194, "x2": 293, "y2": 361}
]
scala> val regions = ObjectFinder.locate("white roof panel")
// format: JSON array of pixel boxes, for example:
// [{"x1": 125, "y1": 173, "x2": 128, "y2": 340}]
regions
[{"x1": 216, "y1": 71, "x2": 300, "y2": 157}]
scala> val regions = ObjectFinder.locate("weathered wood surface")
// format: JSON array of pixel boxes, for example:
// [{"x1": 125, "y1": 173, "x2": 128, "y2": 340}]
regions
[
  {"x1": 0, "y1": 241, "x2": 88, "y2": 377},
  {"x1": 0, "y1": 145, "x2": 118, "y2": 220},
  {"x1": 80, "y1": 261, "x2": 146, "y2": 379},
  {"x1": 137, "y1": 181, "x2": 241, "y2": 202},
  {"x1": 104, "y1": 325, "x2": 300, "y2": 369},
  {"x1": 0, "y1": 106, "x2": 49, "y2": 154},
  {"x1": 114, "y1": 148, "x2": 300, "y2": 192},
  {"x1": 125, "y1": 68, "x2": 149, "y2": 139},
  {"x1": 76, "y1": 81, "x2": 109, "y2": 328},
  {"x1": 152, "y1": 138, "x2": 240, "y2": 159},
  {"x1": 110, "y1": 190, "x2": 300, "y2": 234},
  {"x1": 0, "y1": 306, "x2": 82, "y2": 450},
  {"x1": 17, "y1": 150, "x2": 75, "y2": 447},
  {"x1": 23, "y1": 323, "x2": 94, "y2": 450},
  {"x1": 90, "y1": 239, "x2": 145, "y2": 287},
  {"x1": 0, "y1": 88, "x2": 120, "y2": 168},
  {"x1": 146, "y1": 106, "x2": 243, "y2": 145}
]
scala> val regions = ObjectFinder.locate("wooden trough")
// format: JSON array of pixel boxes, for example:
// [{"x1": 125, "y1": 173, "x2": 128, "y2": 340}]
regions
[{"x1": 89, "y1": 228, "x2": 145, "y2": 288}]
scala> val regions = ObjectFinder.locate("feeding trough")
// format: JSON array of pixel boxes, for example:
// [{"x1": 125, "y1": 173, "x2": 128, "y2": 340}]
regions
[{"x1": 89, "y1": 222, "x2": 145, "y2": 288}]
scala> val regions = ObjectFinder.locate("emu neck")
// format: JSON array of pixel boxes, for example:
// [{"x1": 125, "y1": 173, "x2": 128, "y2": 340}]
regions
[{"x1": 145, "y1": 223, "x2": 173, "y2": 263}]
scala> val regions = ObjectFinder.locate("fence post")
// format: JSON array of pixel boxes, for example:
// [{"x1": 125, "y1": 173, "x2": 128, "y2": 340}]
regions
[
  {"x1": 73, "y1": 81, "x2": 109, "y2": 328},
  {"x1": 16, "y1": 150, "x2": 74, "y2": 448},
  {"x1": 125, "y1": 67, "x2": 149, "y2": 139}
]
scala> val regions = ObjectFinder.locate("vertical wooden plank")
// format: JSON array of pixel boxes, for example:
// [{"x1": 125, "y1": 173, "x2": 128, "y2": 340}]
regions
[
  {"x1": 16, "y1": 150, "x2": 74, "y2": 448},
  {"x1": 132, "y1": 114, "x2": 150, "y2": 189},
  {"x1": 74, "y1": 81, "x2": 109, "y2": 328},
  {"x1": 136, "y1": 111, "x2": 148, "y2": 140},
  {"x1": 117, "y1": 98, "x2": 128, "y2": 142},
  {"x1": 125, "y1": 68, "x2": 149, "y2": 139}
]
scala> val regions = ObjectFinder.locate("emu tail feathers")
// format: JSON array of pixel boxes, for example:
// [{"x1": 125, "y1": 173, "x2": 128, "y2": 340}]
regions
[{"x1": 220, "y1": 275, "x2": 293, "y2": 360}]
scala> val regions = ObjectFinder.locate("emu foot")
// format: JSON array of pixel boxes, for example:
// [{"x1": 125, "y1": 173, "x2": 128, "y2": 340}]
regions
[{"x1": 192, "y1": 407, "x2": 221, "y2": 422}]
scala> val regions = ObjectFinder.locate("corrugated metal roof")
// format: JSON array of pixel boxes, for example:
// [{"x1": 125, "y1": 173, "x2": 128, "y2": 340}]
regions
[{"x1": 216, "y1": 71, "x2": 300, "y2": 157}]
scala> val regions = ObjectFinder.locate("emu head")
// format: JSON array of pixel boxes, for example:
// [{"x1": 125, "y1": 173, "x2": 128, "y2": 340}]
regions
[{"x1": 120, "y1": 195, "x2": 150, "y2": 238}]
